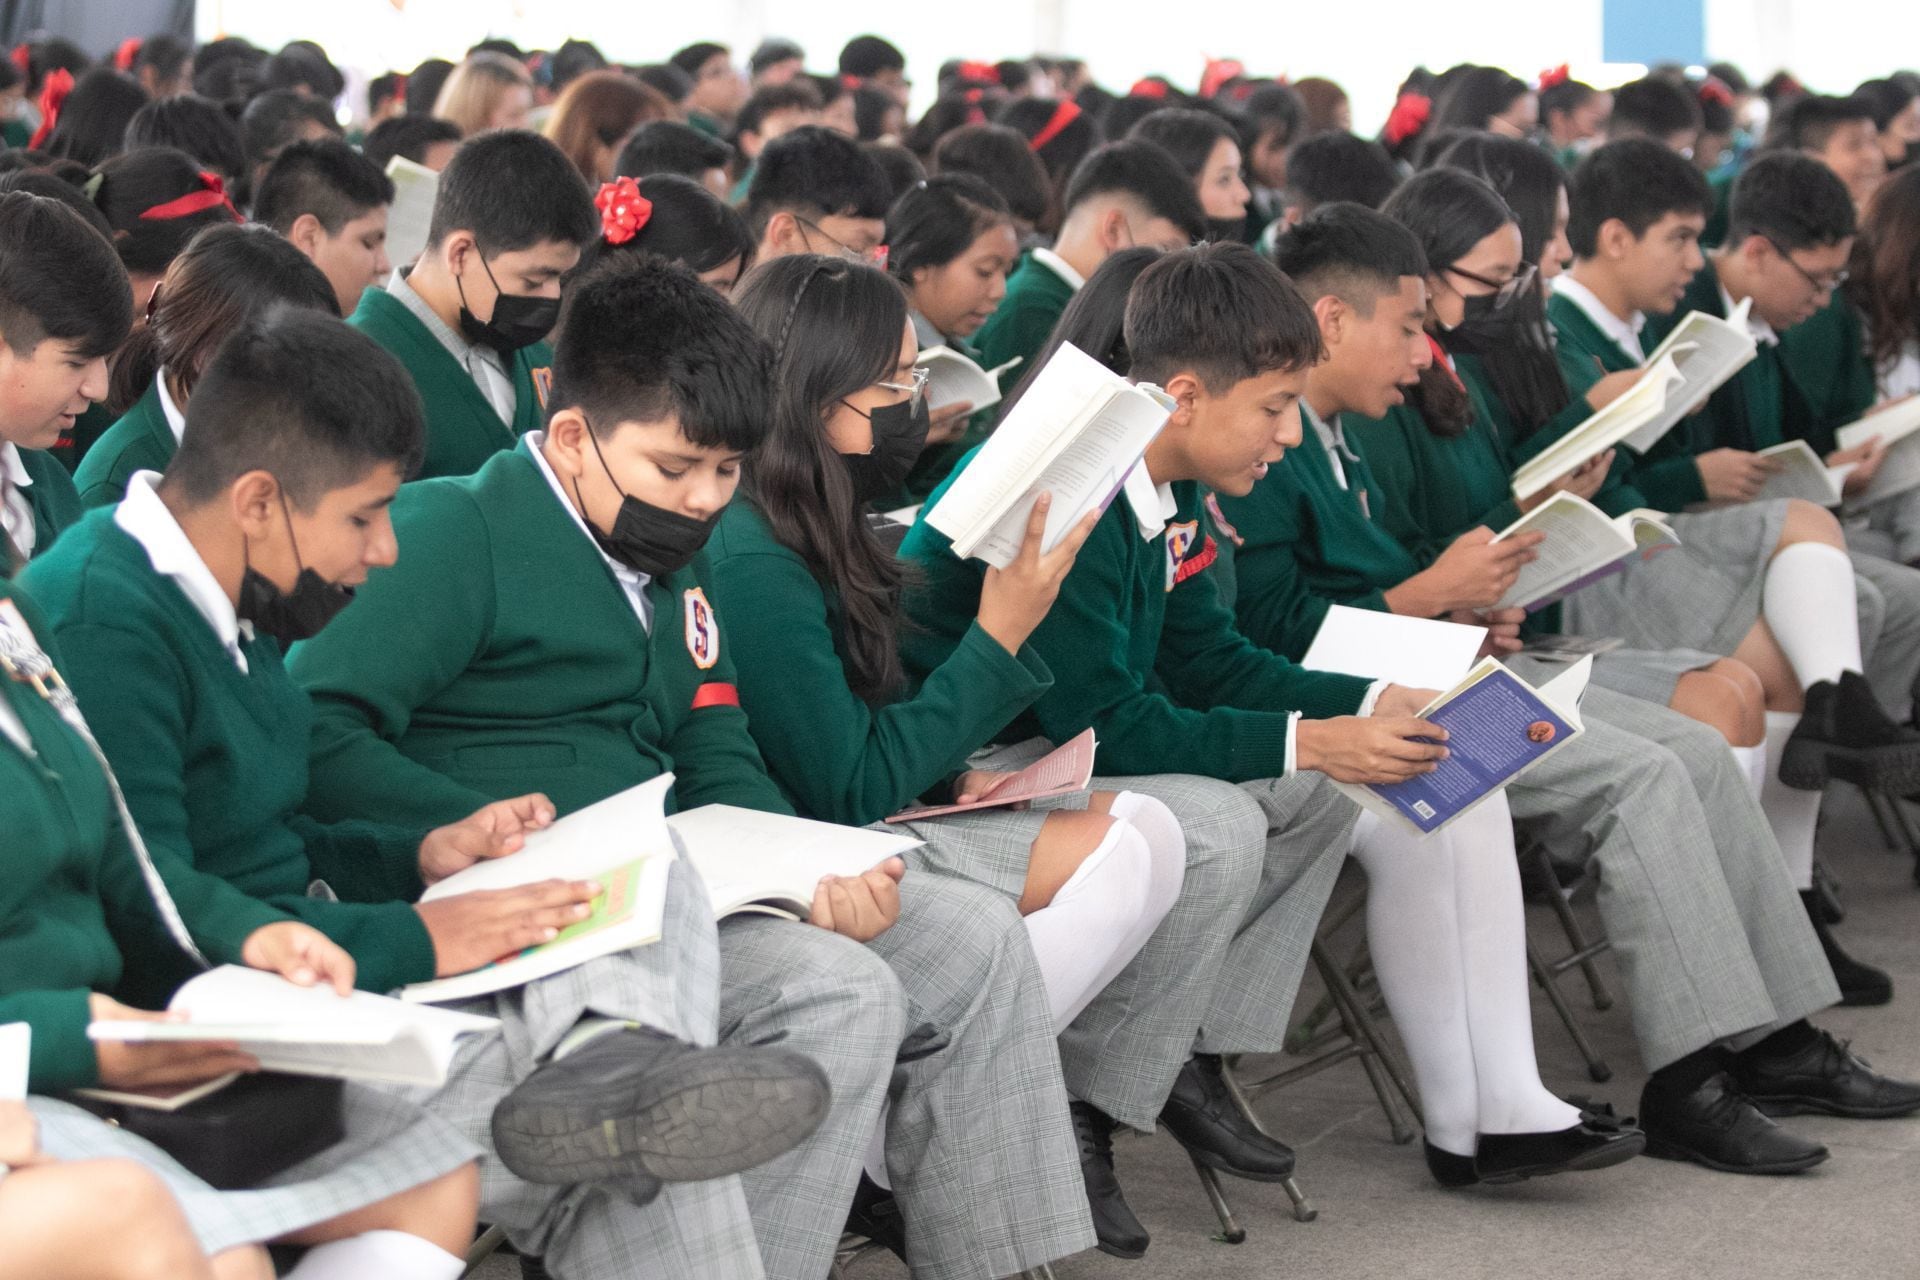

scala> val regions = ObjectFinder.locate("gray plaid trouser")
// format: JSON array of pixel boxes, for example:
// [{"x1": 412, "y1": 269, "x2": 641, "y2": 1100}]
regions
[{"x1": 1851, "y1": 549, "x2": 1920, "y2": 717}]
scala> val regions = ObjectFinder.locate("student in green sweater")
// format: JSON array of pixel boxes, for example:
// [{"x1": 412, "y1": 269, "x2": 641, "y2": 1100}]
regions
[
  {"x1": 716, "y1": 254, "x2": 1183, "y2": 1257},
  {"x1": 349, "y1": 130, "x2": 596, "y2": 479},
  {"x1": 742, "y1": 124, "x2": 891, "y2": 266},
  {"x1": 0, "y1": 191, "x2": 131, "y2": 576},
  {"x1": 76, "y1": 224, "x2": 339, "y2": 509},
  {"x1": 903, "y1": 243, "x2": 1644, "y2": 1196},
  {"x1": 29, "y1": 305, "x2": 835, "y2": 1279},
  {"x1": 292, "y1": 255, "x2": 1093, "y2": 1280},
  {"x1": 971, "y1": 140, "x2": 1204, "y2": 395},
  {"x1": 252, "y1": 137, "x2": 395, "y2": 317}
]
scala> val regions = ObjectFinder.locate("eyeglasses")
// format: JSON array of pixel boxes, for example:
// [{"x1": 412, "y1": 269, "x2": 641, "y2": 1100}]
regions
[
  {"x1": 843, "y1": 368, "x2": 929, "y2": 417},
  {"x1": 797, "y1": 215, "x2": 887, "y2": 266},
  {"x1": 1444, "y1": 260, "x2": 1539, "y2": 310},
  {"x1": 1764, "y1": 237, "x2": 1849, "y2": 295}
]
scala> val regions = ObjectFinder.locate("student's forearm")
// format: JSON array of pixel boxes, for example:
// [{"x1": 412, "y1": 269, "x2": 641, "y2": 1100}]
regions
[{"x1": 1382, "y1": 576, "x2": 1446, "y2": 619}]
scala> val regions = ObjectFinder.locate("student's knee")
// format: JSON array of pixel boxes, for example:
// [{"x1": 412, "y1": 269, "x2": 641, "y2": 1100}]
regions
[
  {"x1": 1021, "y1": 809, "x2": 1119, "y2": 913},
  {"x1": 82, "y1": 1160, "x2": 213, "y2": 1277},
  {"x1": 1776, "y1": 498, "x2": 1844, "y2": 549},
  {"x1": 1102, "y1": 791, "x2": 1188, "y2": 917},
  {"x1": 371, "y1": 1162, "x2": 481, "y2": 1257},
  {"x1": 210, "y1": 1246, "x2": 276, "y2": 1280},
  {"x1": 1671, "y1": 666, "x2": 1763, "y2": 746}
]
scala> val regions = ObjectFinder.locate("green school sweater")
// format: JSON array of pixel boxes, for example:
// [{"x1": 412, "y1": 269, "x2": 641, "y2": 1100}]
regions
[
  {"x1": 73, "y1": 383, "x2": 175, "y2": 509},
  {"x1": 705, "y1": 496, "x2": 1052, "y2": 825},
  {"x1": 22, "y1": 512, "x2": 436, "y2": 1004},
  {"x1": 44, "y1": 402, "x2": 115, "y2": 475},
  {"x1": 291, "y1": 442, "x2": 790, "y2": 827},
  {"x1": 1702, "y1": 168, "x2": 1735, "y2": 249},
  {"x1": 898, "y1": 448, "x2": 1371, "y2": 783},
  {"x1": 0, "y1": 581, "x2": 195, "y2": 1090},
  {"x1": 348, "y1": 286, "x2": 553, "y2": 480},
  {"x1": 1778, "y1": 291, "x2": 1876, "y2": 438},
  {"x1": 2, "y1": 446, "x2": 83, "y2": 577},
  {"x1": 1545, "y1": 291, "x2": 1693, "y2": 513},
  {"x1": 971, "y1": 256, "x2": 1076, "y2": 396}
]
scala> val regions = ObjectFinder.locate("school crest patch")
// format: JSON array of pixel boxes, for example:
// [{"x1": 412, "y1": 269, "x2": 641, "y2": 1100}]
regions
[
  {"x1": 683, "y1": 587, "x2": 720, "y2": 669},
  {"x1": 531, "y1": 366, "x2": 553, "y2": 410},
  {"x1": 1165, "y1": 520, "x2": 1199, "y2": 591}
]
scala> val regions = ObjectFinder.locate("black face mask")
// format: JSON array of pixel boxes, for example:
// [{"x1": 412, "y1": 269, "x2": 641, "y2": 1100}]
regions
[
  {"x1": 842, "y1": 395, "x2": 931, "y2": 505},
  {"x1": 237, "y1": 492, "x2": 355, "y2": 647},
  {"x1": 574, "y1": 421, "x2": 720, "y2": 578},
  {"x1": 1460, "y1": 291, "x2": 1510, "y2": 326},
  {"x1": 457, "y1": 253, "x2": 560, "y2": 358}
]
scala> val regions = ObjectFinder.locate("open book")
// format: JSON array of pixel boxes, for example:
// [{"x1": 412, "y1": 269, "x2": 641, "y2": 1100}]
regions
[
  {"x1": 1628, "y1": 299, "x2": 1761, "y2": 452},
  {"x1": 1753, "y1": 440, "x2": 1852, "y2": 507},
  {"x1": 0, "y1": 1023, "x2": 25, "y2": 1101},
  {"x1": 917, "y1": 345, "x2": 1022, "y2": 415},
  {"x1": 1334, "y1": 657, "x2": 1592, "y2": 835},
  {"x1": 925, "y1": 342, "x2": 1175, "y2": 569},
  {"x1": 887, "y1": 729, "x2": 1097, "y2": 821},
  {"x1": 382, "y1": 155, "x2": 439, "y2": 272},
  {"x1": 1837, "y1": 396, "x2": 1920, "y2": 507},
  {"x1": 1492, "y1": 492, "x2": 1680, "y2": 612},
  {"x1": 1511, "y1": 353, "x2": 1686, "y2": 501},
  {"x1": 87, "y1": 967, "x2": 498, "y2": 1087},
  {"x1": 1302, "y1": 606, "x2": 1487, "y2": 693},
  {"x1": 666, "y1": 806, "x2": 921, "y2": 921},
  {"x1": 400, "y1": 776, "x2": 679, "y2": 1004}
]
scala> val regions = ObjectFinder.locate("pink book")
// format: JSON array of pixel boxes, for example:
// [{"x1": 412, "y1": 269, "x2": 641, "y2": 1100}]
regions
[{"x1": 887, "y1": 729, "x2": 1097, "y2": 821}]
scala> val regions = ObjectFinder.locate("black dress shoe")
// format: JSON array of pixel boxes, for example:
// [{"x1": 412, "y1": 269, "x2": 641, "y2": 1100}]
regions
[
  {"x1": 1801, "y1": 890, "x2": 1893, "y2": 1006},
  {"x1": 1780, "y1": 672, "x2": 1920, "y2": 791},
  {"x1": 1069, "y1": 1101, "x2": 1150, "y2": 1258},
  {"x1": 491, "y1": 1028, "x2": 831, "y2": 1191},
  {"x1": 1732, "y1": 1028, "x2": 1920, "y2": 1119},
  {"x1": 1473, "y1": 1110, "x2": 1646, "y2": 1184},
  {"x1": 1424, "y1": 1142, "x2": 1479, "y2": 1188},
  {"x1": 846, "y1": 1174, "x2": 907, "y2": 1262},
  {"x1": 1640, "y1": 1073, "x2": 1829, "y2": 1174},
  {"x1": 1157, "y1": 1054, "x2": 1297, "y2": 1182}
]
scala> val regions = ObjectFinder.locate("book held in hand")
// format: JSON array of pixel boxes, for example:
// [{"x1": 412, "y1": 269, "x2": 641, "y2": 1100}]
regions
[
  {"x1": 916, "y1": 345, "x2": 1022, "y2": 415},
  {"x1": 1626, "y1": 299, "x2": 1761, "y2": 452},
  {"x1": 925, "y1": 342, "x2": 1175, "y2": 569},
  {"x1": 87, "y1": 966, "x2": 499, "y2": 1088},
  {"x1": 1752, "y1": 440, "x2": 1853, "y2": 507},
  {"x1": 1302, "y1": 606, "x2": 1486, "y2": 694},
  {"x1": 1510, "y1": 354, "x2": 1685, "y2": 502},
  {"x1": 1333, "y1": 657, "x2": 1592, "y2": 836},
  {"x1": 0, "y1": 1023, "x2": 25, "y2": 1102},
  {"x1": 666, "y1": 807, "x2": 921, "y2": 921},
  {"x1": 1837, "y1": 396, "x2": 1920, "y2": 507},
  {"x1": 887, "y1": 729, "x2": 1098, "y2": 821},
  {"x1": 1492, "y1": 492, "x2": 1680, "y2": 612}
]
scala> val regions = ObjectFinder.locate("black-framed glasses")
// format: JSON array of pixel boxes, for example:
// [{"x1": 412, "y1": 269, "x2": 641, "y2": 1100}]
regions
[
  {"x1": 797, "y1": 215, "x2": 886, "y2": 266},
  {"x1": 1764, "y1": 237, "x2": 1848, "y2": 294},
  {"x1": 1444, "y1": 259, "x2": 1539, "y2": 310}
]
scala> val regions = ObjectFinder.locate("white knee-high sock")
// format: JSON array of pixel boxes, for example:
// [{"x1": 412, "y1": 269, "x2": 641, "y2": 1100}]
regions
[
  {"x1": 1761, "y1": 712, "x2": 1820, "y2": 890},
  {"x1": 284, "y1": 1231, "x2": 465, "y2": 1280},
  {"x1": 1762, "y1": 543, "x2": 1864, "y2": 689},
  {"x1": 1023, "y1": 821, "x2": 1155, "y2": 1032},
  {"x1": 1104, "y1": 790, "x2": 1187, "y2": 957},
  {"x1": 1729, "y1": 742, "x2": 1768, "y2": 801}
]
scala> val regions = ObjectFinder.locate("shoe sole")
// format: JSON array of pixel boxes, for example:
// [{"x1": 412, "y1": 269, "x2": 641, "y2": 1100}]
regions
[
  {"x1": 1475, "y1": 1134, "x2": 1646, "y2": 1185},
  {"x1": 1747, "y1": 1092, "x2": 1920, "y2": 1120},
  {"x1": 1095, "y1": 1240, "x2": 1149, "y2": 1260},
  {"x1": 492, "y1": 1049, "x2": 831, "y2": 1186},
  {"x1": 1782, "y1": 737, "x2": 1920, "y2": 793},
  {"x1": 1176, "y1": 1140, "x2": 1296, "y2": 1184},
  {"x1": 1642, "y1": 1134, "x2": 1829, "y2": 1175},
  {"x1": 1837, "y1": 986, "x2": 1895, "y2": 1008}
]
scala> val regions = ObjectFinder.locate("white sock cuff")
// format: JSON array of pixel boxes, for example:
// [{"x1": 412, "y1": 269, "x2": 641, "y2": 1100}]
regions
[{"x1": 285, "y1": 1231, "x2": 466, "y2": 1280}]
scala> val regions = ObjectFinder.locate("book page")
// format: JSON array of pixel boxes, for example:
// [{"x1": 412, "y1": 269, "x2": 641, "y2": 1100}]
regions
[
  {"x1": 917, "y1": 346, "x2": 996, "y2": 413},
  {"x1": 1512, "y1": 355, "x2": 1684, "y2": 500},
  {"x1": 1838, "y1": 398, "x2": 1920, "y2": 507},
  {"x1": 71, "y1": 1073, "x2": 242, "y2": 1113},
  {"x1": 666, "y1": 807, "x2": 920, "y2": 918},
  {"x1": 1835, "y1": 395, "x2": 1920, "y2": 453},
  {"x1": 1753, "y1": 441, "x2": 1845, "y2": 506},
  {"x1": 382, "y1": 156, "x2": 439, "y2": 273},
  {"x1": 1493, "y1": 493, "x2": 1635, "y2": 610},
  {"x1": 1627, "y1": 303, "x2": 1759, "y2": 453},
  {"x1": 419, "y1": 775, "x2": 675, "y2": 903},
  {"x1": 0, "y1": 1024, "x2": 25, "y2": 1101},
  {"x1": 1300, "y1": 605, "x2": 1486, "y2": 692},
  {"x1": 887, "y1": 729, "x2": 1097, "y2": 821}
]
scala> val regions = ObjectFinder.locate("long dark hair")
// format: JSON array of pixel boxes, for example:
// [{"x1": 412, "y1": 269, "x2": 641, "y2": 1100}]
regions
[
  {"x1": 92, "y1": 147, "x2": 242, "y2": 276},
  {"x1": 1432, "y1": 133, "x2": 1576, "y2": 437},
  {"x1": 996, "y1": 246, "x2": 1164, "y2": 421},
  {"x1": 1849, "y1": 166, "x2": 1920, "y2": 377},
  {"x1": 885, "y1": 172, "x2": 1013, "y2": 282},
  {"x1": 1379, "y1": 168, "x2": 1515, "y2": 437},
  {"x1": 45, "y1": 68, "x2": 151, "y2": 168},
  {"x1": 732, "y1": 255, "x2": 913, "y2": 704}
]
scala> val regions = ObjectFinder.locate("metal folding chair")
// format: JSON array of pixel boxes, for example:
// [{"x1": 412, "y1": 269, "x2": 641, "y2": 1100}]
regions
[{"x1": 1519, "y1": 844, "x2": 1615, "y2": 1084}]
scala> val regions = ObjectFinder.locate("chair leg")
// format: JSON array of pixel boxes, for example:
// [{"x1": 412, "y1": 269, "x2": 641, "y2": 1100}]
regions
[
  {"x1": 1531, "y1": 849, "x2": 1614, "y2": 1011},
  {"x1": 1862, "y1": 784, "x2": 1901, "y2": 850},
  {"x1": 1811, "y1": 857, "x2": 1845, "y2": 925},
  {"x1": 1312, "y1": 941, "x2": 1422, "y2": 1139},
  {"x1": 1190, "y1": 1157, "x2": 1250, "y2": 1242},
  {"x1": 1528, "y1": 937, "x2": 1611, "y2": 1082},
  {"x1": 461, "y1": 1225, "x2": 510, "y2": 1278}
]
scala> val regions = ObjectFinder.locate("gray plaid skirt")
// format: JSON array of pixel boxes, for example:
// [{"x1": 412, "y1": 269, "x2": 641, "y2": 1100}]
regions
[
  {"x1": 30, "y1": 1083, "x2": 481, "y2": 1256},
  {"x1": 1588, "y1": 644, "x2": 1724, "y2": 706},
  {"x1": 884, "y1": 806, "x2": 1053, "y2": 901}
]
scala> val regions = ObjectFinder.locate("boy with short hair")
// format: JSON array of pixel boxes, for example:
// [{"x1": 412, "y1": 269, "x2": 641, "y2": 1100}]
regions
[
  {"x1": 729, "y1": 81, "x2": 824, "y2": 200},
  {"x1": 668, "y1": 41, "x2": 747, "y2": 135},
  {"x1": 0, "y1": 191, "x2": 131, "y2": 577},
  {"x1": 839, "y1": 35, "x2": 909, "y2": 105},
  {"x1": 1276, "y1": 131, "x2": 1402, "y2": 229},
  {"x1": 254, "y1": 137, "x2": 397, "y2": 315},
  {"x1": 363, "y1": 114, "x2": 463, "y2": 173},
  {"x1": 972, "y1": 140, "x2": 1205, "y2": 390},
  {"x1": 349, "y1": 129, "x2": 597, "y2": 479},
  {"x1": 617, "y1": 118, "x2": 736, "y2": 199},
  {"x1": 238, "y1": 88, "x2": 343, "y2": 200},
  {"x1": 743, "y1": 124, "x2": 892, "y2": 265},
  {"x1": 1605, "y1": 76, "x2": 1704, "y2": 154}
]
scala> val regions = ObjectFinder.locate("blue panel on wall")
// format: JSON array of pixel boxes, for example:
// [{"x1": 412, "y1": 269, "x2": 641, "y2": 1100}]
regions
[{"x1": 1604, "y1": 0, "x2": 1705, "y2": 64}]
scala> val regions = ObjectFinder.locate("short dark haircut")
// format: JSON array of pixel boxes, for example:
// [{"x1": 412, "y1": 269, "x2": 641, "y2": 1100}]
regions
[
  {"x1": 425, "y1": 130, "x2": 597, "y2": 252},
  {"x1": 1765, "y1": 94, "x2": 1877, "y2": 154},
  {"x1": 1432, "y1": 66, "x2": 1531, "y2": 133},
  {"x1": 363, "y1": 114, "x2": 463, "y2": 170},
  {"x1": 633, "y1": 63, "x2": 693, "y2": 105},
  {"x1": 44, "y1": 68, "x2": 150, "y2": 168},
  {"x1": 550, "y1": 39, "x2": 608, "y2": 91},
  {"x1": 669, "y1": 42, "x2": 730, "y2": 79},
  {"x1": 123, "y1": 94, "x2": 247, "y2": 181},
  {"x1": 263, "y1": 46, "x2": 344, "y2": 100},
  {"x1": 586, "y1": 173, "x2": 754, "y2": 277},
  {"x1": 736, "y1": 81, "x2": 822, "y2": 139},
  {"x1": 931, "y1": 124, "x2": 1052, "y2": 228},
  {"x1": 1238, "y1": 84, "x2": 1307, "y2": 154},
  {"x1": 0, "y1": 171, "x2": 113, "y2": 239},
  {"x1": 885, "y1": 172, "x2": 1014, "y2": 280},
  {"x1": 1128, "y1": 107, "x2": 1238, "y2": 183},
  {"x1": 0, "y1": 192, "x2": 132, "y2": 359},
  {"x1": 1061, "y1": 140, "x2": 1206, "y2": 240},
  {"x1": 1726, "y1": 152, "x2": 1856, "y2": 249},
  {"x1": 863, "y1": 141, "x2": 926, "y2": 202},
  {"x1": 840, "y1": 36, "x2": 905, "y2": 79},
  {"x1": 1540, "y1": 76, "x2": 1601, "y2": 126},
  {"x1": 852, "y1": 85, "x2": 900, "y2": 141},
  {"x1": 744, "y1": 125, "x2": 892, "y2": 235},
  {"x1": 615, "y1": 119, "x2": 734, "y2": 180},
  {"x1": 167, "y1": 307, "x2": 424, "y2": 509},
  {"x1": 132, "y1": 34, "x2": 193, "y2": 86},
  {"x1": 405, "y1": 59, "x2": 455, "y2": 115},
  {"x1": 1125, "y1": 241, "x2": 1324, "y2": 392},
  {"x1": 1271, "y1": 202, "x2": 1428, "y2": 315},
  {"x1": 191, "y1": 38, "x2": 264, "y2": 107},
  {"x1": 254, "y1": 139, "x2": 395, "y2": 235},
  {"x1": 1567, "y1": 138, "x2": 1712, "y2": 256},
  {"x1": 239, "y1": 89, "x2": 341, "y2": 168},
  {"x1": 1283, "y1": 131, "x2": 1402, "y2": 216},
  {"x1": 750, "y1": 38, "x2": 805, "y2": 78},
  {"x1": 549, "y1": 253, "x2": 770, "y2": 453},
  {"x1": 1855, "y1": 77, "x2": 1920, "y2": 132},
  {"x1": 1607, "y1": 76, "x2": 1702, "y2": 141},
  {"x1": 92, "y1": 147, "x2": 242, "y2": 275}
]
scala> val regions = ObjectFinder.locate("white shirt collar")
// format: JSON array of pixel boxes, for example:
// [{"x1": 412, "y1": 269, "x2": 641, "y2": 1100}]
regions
[
  {"x1": 1030, "y1": 247, "x2": 1087, "y2": 293},
  {"x1": 1718, "y1": 281, "x2": 1778, "y2": 347},
  {"x1": 1, "y1": 442, "x2": 35, "y2": 560},
  {"x1": 1552, "y1": 275, "x2": 1646, "y2": 367},
  {"x1": 1, "y1": 442, "x2": 31, "y2": 491},
  {"x1": 1302, "y1": 400, "x2": 1354, "y2": 490},
  {"x1": 114, "y1": 472, "x2": 253, "y2": 672},
  {"x1": 524, "y1": 432, "x2": 654, "y2": 629},
  {"x1": 1121, "y1": 460, "x2": 1178, "y2": 539},
  {"x1": 155, "y1": 369, "x2": 187, "y2": 443}
]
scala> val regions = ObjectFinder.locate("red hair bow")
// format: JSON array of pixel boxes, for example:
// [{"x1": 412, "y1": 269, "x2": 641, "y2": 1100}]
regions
[
  {"x1": 595, "y1": 176, "x2": 653, "y2": 245},
  {"x1": 1028, "y1": 99, "x2": 1082, "y2": 151},
  {"x1": 8, "y1": 45, "x2": 27, "y2": 76},
  {"x1": 1200, "y1": 57, "x2": 1245, "y2": 100},
  {"x1": 840, "y1": 73, "x2": 862, "y2": 91},
  {"x1": 956, "y1": 60, "x2": 1000, "y2": 85},
  {"x1": 1383, "y1": 91, "x2": 1431, "y2": 147},
  {"x1": 139, "y1": 171, "x2": 242, "y2": 223},
  {"x1": 1128, "y1": 77, "x2": 1169, "y2": 100},
  {"x1": 1538, "y1": 63, "x2": 1571, "y2": 90},
  {"x1": 27, "y1": 67, "x2": 72, "y2": 150},
  {"x1": 114, "y1": 37, "x2": 143, "y2": 73},
  {"x1": 1698, "y1": 77, "x2": 1734, "y2": 108}
]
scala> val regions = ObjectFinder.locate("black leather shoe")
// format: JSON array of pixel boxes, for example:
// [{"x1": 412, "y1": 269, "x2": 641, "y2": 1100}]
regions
[
  {"x1": 1424, "y1": 1142, "x2": 1479, "y2": 1188},
  {"x1": 1474, "y1": 1109, "x2": 1645, "y2": 1184},
  {"x1": 846, "y1": 1174, "x2": 907, "y2": 1262},
  {"x1": 1801, "y1": 891, "x2": 1893, "y2": 1006},
  {"x1": 1781, "y1": 672, "x2": 1920, "y2": 791},
  {"x1": 1732, "y1": 1028, "x2": 1920, "y2": 1119},
  {"x1": 491, "y1": 1028, "x2": 831, "y2": 1191},
  {"x1": 1640, "y1": 1073, "x2": 1829, "y2": 1174},
  {"x1": 1157, "y1": 1054, "x2": 1297, "y2": 1182},
  {"x1": 1069, "y1": 1101, "x2": 1150, "y2": 1258}
]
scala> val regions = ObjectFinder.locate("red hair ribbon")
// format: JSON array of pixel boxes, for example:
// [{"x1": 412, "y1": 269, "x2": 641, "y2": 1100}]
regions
[
  {"x1": 1028, "y1": 98, "x2": 1082, "y2": 151},
  {"x1": 8, "y1": 45, "x2": 27, "y2": 76},
  {"x1": 840, "y1": 73, "x2": 862, "y2": 91},
  {"x1": 1537, "y1": 63, "x2": 1571, "y2": 90},
  {"x1": 27, "y1": 67, "x2": 72, "y2": 150},
  {"x1": 114, "y1": 37, "x2": 143, "y2": 73},
  {"x1": 1426, "y1": 335, "x2": 1464, "y2": 390},
  {"x1": 1698, "y1": 77, "x2": 1734, "y2": 108},
  {"x1": 963, "y1": 86, "x2": 984, "y2": 104},
  {"x1": 1383, "y1": 91, "x2": 1431, "y2": 147},
  {"x1": 956, "y1": 60, "x2": 1000, "y2": 85},
  {"x1": 1129, "y1": 77, "x2": 1169, "y2": 100},
  {"x1": 139, "y1": 171, "x2": 242, "y2": 223},
  {"x1": 1200, "y1": 57, "x2": 1245, "y2": 100},
  {"x1": 595, "y1": 176, "x2": 653, "y2": 245}
]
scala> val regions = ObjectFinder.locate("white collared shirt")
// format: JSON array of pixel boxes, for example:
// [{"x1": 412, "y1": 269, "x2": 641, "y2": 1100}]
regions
[
  {"x1": 525, "y1": 432, "x2": 653, "y2": 632},
  {"x1": 114, "y1": 472, "x2": 254, "y2": 673},
  {"x1": 1030, "y1": 247, "x2": 1087, "y2": 293},
  {"x1": 1718, "y1": 283, "x2": 1778, "y2": 348},
  {"x1": 0, "y1": 692, "x2": 27, "y2": 753},
  {"x1": 388, "y1": 268, "x2": 517, "y2": 424},
  {"x1": 1121, "y1": 460, "x2": 1177, "y2": 539},
  {"x1": 0, "y1": 443, "x2": 35, "y2": 562},
  {"x1": 1552, "y1": 275, "x2": 1647, "y2": 368},
  {"x1": 1304, "y1": 402, "x2": 1354, "y2": 492},
  {"x1": 155, "y1": 368, "x2": 187, "y2": 443}
]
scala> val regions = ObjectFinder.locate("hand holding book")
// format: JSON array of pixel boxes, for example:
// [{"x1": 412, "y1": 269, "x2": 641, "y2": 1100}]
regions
[
  {"x1": 87, "y1": 993, "x2": 257, "y2": 1092},
  {"x1": 1295, "y1": 707, "x2": 1450, "y2": 785},
  {"x1": 976, "y1": 492, "x2": 1102, "y2": 655}
]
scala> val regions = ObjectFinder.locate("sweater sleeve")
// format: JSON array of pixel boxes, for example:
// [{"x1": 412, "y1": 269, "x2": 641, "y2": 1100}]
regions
[
  {"x1": 1218, "y1": 479, "x2": 1393, "y2": 659},
  {"x1": 655, "y1": 599, "x2": 796, "y2": 818},
  {"x1": 0, "y1": 988, "x2": 98, "y2": 1091},
  {"x1": 709, "y1": 547, "x2": 1051, "y2": 825}
]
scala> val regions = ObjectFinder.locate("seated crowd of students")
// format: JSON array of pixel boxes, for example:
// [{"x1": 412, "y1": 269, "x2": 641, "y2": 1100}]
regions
[{"x1": 4, "y1": 25, "x2": 1920, "y2": 1280}]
